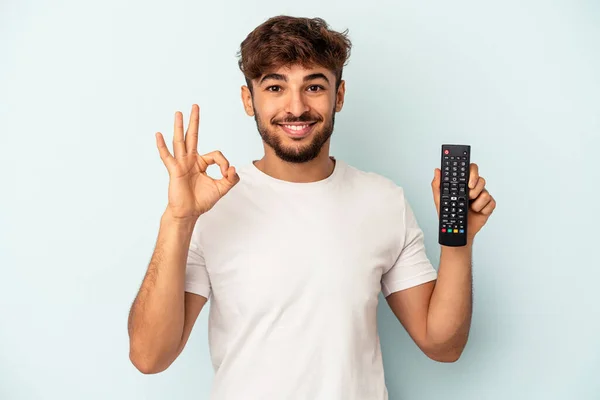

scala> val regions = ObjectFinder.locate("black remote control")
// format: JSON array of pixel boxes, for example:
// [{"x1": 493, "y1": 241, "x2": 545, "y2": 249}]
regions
[{"x1": 438, "y1": 144, "x2": 471, "y2": 247}]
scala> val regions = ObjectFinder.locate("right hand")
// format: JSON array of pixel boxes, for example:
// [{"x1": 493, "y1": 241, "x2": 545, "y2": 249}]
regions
[{"x1": 155, "y1": 104, "x2": 240, "y2": 221}]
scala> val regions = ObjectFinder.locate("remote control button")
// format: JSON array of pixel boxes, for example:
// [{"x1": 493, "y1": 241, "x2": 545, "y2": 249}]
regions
[{"x1": 441, "y1": 228, "x2": 446, "y2": 233}]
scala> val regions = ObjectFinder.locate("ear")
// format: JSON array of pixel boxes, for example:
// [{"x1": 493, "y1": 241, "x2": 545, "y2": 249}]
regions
[
  {"x1": 335, "y1": 80, "x2": 346, "y2": 112},
  {"x1": 241, "y1": 85, "x2": 254, "y2": 116}
]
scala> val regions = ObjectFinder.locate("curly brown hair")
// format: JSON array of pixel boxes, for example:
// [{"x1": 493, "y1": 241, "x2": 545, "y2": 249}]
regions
[{"x1": 237, "y1": 16, "x2": 352, "y2": 93}]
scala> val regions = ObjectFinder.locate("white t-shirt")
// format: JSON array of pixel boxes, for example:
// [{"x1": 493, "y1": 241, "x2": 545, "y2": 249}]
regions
[{"x1": 184, "y1": 158, "x2": 438, "y2": 400}]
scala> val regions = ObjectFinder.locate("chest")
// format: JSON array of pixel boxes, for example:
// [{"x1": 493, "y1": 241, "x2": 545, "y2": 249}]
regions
[{"x1": 201, "y1": 196, "x2": 398, "y2": 316}]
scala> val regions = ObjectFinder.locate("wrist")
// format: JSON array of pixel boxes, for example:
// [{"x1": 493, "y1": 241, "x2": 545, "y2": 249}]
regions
[{"x1": 161, "y1": 207, "x2": 199, "y2": 228}]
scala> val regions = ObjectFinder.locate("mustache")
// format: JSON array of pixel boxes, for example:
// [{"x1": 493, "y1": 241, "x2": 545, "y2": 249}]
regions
[{"x1": 273, "y1": 113, "x2": 321, "y2": 124}]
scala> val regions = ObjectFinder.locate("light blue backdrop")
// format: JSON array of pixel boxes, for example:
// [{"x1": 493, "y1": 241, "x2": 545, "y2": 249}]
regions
[{"x1": 1, "y1": 0, "x2": 598, "y2": 399}]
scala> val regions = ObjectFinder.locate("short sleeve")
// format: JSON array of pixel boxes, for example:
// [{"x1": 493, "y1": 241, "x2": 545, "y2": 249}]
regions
[
  {"x1": 184, "y1": 222, "x2": 211, "y2": 299},
  {"x1": 381, "y1": 189, "x2": 438, "y2": 297}
]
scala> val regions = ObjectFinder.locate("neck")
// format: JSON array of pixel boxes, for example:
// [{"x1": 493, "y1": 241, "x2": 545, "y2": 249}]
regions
[{"x1": 254, "y1": 144, "x2": 336, "y2": 183}]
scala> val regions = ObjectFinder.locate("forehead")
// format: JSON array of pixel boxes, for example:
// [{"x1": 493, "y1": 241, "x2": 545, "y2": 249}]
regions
[{"x1": 258, "y1": 64, "x2": 334, "y2": 82}]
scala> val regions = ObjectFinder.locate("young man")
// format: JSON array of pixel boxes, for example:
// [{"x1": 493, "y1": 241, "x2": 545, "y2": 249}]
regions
[{"x1": 128, "y1": 15, "x2": 496, "y2": 399}]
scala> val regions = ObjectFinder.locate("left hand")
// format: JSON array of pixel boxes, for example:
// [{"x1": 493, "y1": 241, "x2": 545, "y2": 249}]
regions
[{"x1": 431, "y1": 163, "x2": 496, "y2": 240}]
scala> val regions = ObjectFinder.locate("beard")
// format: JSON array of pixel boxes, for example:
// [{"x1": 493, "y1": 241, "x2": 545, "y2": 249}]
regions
[{"x1": 253, "y1": 105, "x2": 336, "y2": 164}]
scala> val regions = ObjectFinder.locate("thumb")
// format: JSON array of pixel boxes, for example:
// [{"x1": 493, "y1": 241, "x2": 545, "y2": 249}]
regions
[
  {"x1": 431, "y1": 168, "x2": 441, "y2": 214},
  {"x1": 218, "y1": 166, "x2": 240, "y2": 193},
  {"x1": 227, "y1": 166, "x2": 241, "y2": 186}
]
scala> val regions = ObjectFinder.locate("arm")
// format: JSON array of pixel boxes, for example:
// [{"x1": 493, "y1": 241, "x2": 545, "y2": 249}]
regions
[
  {"x1": 386, "y1": 240, "x2": 472, "y2": 362},
  {"x1": 129, "y1": 104, "x2": 238, "y2": 374},
  {"x1": 386, "y1": 163, "x2": 494, "y2": 362},
  {"x1": 128, "y1": 208, "x2": 207, "y2": 374}
]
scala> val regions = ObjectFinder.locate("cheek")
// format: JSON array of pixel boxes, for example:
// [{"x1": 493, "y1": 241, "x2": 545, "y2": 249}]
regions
[
  {"x1": 319, "y1": 95, "x2": 337, "y2": 114},
  {"x1": 256, "y1": 103, "x2": 279, "y2": 123}
]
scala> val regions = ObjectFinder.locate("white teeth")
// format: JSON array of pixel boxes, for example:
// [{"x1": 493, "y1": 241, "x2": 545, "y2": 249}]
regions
[{"x1": 284, "y1": 124, "x2": 309, "y2": 131}]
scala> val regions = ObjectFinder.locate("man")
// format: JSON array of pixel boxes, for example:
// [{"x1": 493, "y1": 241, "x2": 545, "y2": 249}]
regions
[{"x1": 128, "y1": 15, "x2": 496, "y2": 399}]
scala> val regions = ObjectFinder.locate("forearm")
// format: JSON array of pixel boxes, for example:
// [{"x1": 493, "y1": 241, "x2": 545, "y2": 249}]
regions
[
  {"x1": 128, "y1": 208, "x2": 197, "y2": 371},
  {"x1": 426, "y1": 238, "x2": 473, "y2": 360}
]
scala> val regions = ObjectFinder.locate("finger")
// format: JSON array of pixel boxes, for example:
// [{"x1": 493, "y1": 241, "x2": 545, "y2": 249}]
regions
[
  {"x1": 215, "y1": 166, "x2": 241, "y2": 194},
  {"x1": 470, "y1": 189, "x2": 492, "y2": 212},
  {"x1": 186, "y1": 104, "x2": 200, "y2": 155},
  {"x1": 156, "y1": 132, "x2": 177, "y2": 171},
  {"x1": 468, "y1": 163, "x2": 479, "y2": 189},
  {"x1": 198, "y1": 151, "x2": 230, "y2": 177},
  {"x1": 480, "y1": 196, "x2": 496, "y2": 215},
  {"x1": 469, "y1": 176, "x2": 486, "y2": 200},
  {"x1": 173, "y1": 111, "x2": 187, "y2": 159}
]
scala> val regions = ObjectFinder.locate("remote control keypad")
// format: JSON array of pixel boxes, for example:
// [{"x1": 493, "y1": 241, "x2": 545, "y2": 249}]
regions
[{"x1": 441, "y1": 155, "x2": 468, "y2": 234}]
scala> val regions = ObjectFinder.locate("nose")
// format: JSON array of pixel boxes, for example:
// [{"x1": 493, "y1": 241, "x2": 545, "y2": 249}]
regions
[{"x1": 284, "y1": 90, "x2": 310, "y2": 117}]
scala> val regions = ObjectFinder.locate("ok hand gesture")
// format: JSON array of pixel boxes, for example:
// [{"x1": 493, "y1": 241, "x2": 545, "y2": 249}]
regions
[{"x1": 156, "y1": 104, "x2": 240, "y2": 221}]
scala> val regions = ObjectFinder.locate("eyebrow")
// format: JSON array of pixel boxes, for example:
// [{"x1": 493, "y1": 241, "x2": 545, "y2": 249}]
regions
[{"x1": 259, "y1": 73, "x2": 330, "y2": 85}]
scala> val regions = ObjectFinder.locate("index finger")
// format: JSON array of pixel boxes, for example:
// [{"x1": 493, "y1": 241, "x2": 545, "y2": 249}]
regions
[
  {"x1": 468, "y1": 163, "x2": 479, "y2": 189},
  {"x1": 198, "y1": 150, "x2": 230, "y2": 177}
]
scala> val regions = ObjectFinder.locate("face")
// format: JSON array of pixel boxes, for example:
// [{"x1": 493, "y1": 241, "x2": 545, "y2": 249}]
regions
[{"x1": 241, "y1": 64, "x2": 345, "y2": 163}]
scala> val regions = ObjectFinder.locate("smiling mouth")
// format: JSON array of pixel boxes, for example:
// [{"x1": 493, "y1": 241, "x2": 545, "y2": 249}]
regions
[{"x1": 277, "y1": 122, "x2": 317, "y2": 138}]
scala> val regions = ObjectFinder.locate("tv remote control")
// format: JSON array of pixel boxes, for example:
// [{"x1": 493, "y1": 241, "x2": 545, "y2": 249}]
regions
[{"x1": 438, "y1": 144, "x2": 471, "y2": 246}]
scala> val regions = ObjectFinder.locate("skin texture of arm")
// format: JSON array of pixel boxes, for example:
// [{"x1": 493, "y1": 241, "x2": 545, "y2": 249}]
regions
[
  {"x1": 386, "y1": 242, "x2": 473, "y2": 363},
  {"x1": 128, "y1": 210, "x2": 207, "y2": 374}
]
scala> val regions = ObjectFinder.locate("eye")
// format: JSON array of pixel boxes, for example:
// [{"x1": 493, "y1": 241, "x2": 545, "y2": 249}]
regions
[
  {"x1": 307, "y1": 85, "x2": 325, "y2": 92},
  {"x1": 266, "y1": 85, "x2": 282, "y2": 92}
]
